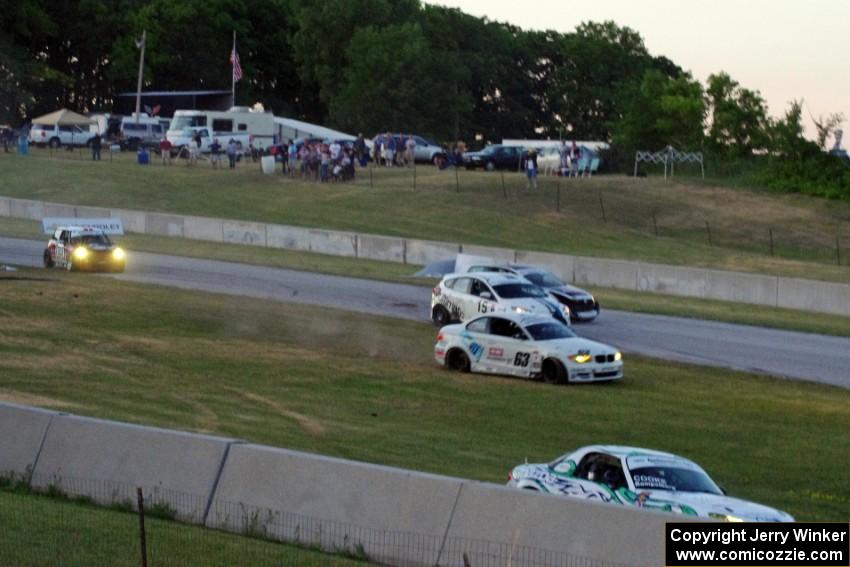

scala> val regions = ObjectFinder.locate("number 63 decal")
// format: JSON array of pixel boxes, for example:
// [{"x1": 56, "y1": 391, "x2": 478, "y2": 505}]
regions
[{"x1": 513, "y1": 352, "x2": 530, "y2": 367}]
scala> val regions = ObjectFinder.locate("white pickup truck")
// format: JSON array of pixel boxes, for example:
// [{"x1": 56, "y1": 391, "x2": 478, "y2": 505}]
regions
[{"x1": 166, "y1": 127, "x2": 250, "y2": 155}]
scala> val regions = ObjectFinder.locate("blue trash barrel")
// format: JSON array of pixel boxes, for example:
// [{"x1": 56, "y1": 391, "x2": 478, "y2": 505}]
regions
[
  {"x1": 137, "y1": 149, "x2": 149, "y2": 165},
  {"x1": 18, "y1": 136, "x2": 28, "y2": 155}
]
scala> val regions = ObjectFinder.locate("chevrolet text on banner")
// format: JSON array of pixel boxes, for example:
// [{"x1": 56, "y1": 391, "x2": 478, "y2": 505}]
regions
[
  {"x1": 666, "y1": 523, "x2": 849, "y2": 567},
  {"x1": 42, "y1": 218, "x2": 125, "y2": 235}
]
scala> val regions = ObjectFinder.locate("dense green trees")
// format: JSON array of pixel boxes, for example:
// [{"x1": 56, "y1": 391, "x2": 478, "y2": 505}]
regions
[{"x1": 0, "y1": 0, "x2": 843, "y2": 188}]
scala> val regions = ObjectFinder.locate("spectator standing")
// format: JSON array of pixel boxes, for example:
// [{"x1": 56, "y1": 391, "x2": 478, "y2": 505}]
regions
[
  {"x1": 226, "y1": 139, "x2": 237, "y2": 169},
  {"x1": 524, "y1": 148, "x2": 539, "y2": 189},
  {"x1": 405, "y1": 135, "x2": 416, "y2": 167},
  {"x1": 320, "y1": 144, "x2": 330, "y2": 182},
  {"x1": 558, "y1": 141, "x2": 569, "y2": 175},
  {"x1": 188, "y1": 136, "x2": 199, "y2": 166},
  {"x1": 571, "y1": 140, "x2": 580, "y2": 162},
  {"x1": 384, "y1": 132, "x2": 396, "y2": 167},
  {"x1": 353, "y1": 133, "x2": 367, "y2": 167},
  {"x1": 329, "y1": 140, "x2": 342, "y2": 164},
  {"x1": 159, "y1": 138, "x2": 172, "y2": 165},
  {"x1": 287, "y1": 140, "x2": 297, "y2": 178},
  {"x1": 373, "y1": 135, "x2": 382, "y2": 166},
  {"x1": 210, "y1": 138, "x2": 222, "y2": 168},
  {"x1": 90, "y1": 133, "x2": 102, "y2": 161}
]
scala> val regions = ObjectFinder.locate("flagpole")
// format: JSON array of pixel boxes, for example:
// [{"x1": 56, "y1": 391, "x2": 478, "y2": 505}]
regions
[
  {"x1": 135, "y1": 30, "x2": 146, "y2": 124},
  {"x1": 231, "y1": 31, "x2": 236, "y2": 108}
]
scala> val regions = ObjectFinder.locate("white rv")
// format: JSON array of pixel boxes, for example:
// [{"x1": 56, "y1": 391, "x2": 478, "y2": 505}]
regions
[{"x1": 167, "y1": 107, "x2": 275, "y2": 150}]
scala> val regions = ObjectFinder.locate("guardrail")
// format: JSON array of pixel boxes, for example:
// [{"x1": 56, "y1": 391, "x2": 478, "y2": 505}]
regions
[
  {"x1": 1, "y1": 195, "x2": 848, "y2": 317},
  {"x1": 1, "y1": 402, "x2": 678, "y2": 566}
]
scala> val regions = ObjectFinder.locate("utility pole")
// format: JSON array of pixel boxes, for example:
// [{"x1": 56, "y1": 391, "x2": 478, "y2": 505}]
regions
[{"x1": 134, "y1": 30, "x2": 146, "y2": 124}]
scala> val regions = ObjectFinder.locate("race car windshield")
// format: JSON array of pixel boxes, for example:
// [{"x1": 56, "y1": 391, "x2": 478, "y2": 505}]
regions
[
  {"x1": 630, "y1": 467, "x2": 722, "y2": 494},
  {"x1": 493, "y1": 284, "x2": 547, "y2": 298},
  {"x1": 523, "y1": 271, "x2": 563, "y2": 288},
  {"x1": 72, "y1": 234, "x2": 112, "y2": 247},
  {"x1": 526, "y1": 323, "x2": 576, "y2": 341}
]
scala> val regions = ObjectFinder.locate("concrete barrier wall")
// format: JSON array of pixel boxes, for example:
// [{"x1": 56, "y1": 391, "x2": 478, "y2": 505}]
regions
[
  {"x1": 778, "y1": 277, "x2": 850, "y2": 317},
  {"x1": 223, "y1": 220, "x2": 266, "y2": 247},
  {"x1": 146, "y1": 212, "x2": 184, "y2": 237},
  {"x1": 184, "y1": 215, "x2": 224, "y2": 243},
  {"x1": 440, "y1": 482, "x2": 680, "y2": 567},
  {"x1": 74, "y1": 205, "x2": 111, "y2": 219},
  {"x1": 0, "y1": 402, "x2": 56, "y2": 477},
  {"x1": 207, "y1": 444, "x2": 462, "y2": 566},
  {"x1": 356, "y1": 234, "x2": 406, "y2": 263},
  {"x1": 4, "y1": 196, "x2": 850, "y2": 317},
  {"x1": 32, "y1": 414, "x2": 236, "y2": 521},
  {"x1": 405, "y1": 238, "x2": 460, "y2": 266},
  {"x1": 111, "y1": 208, "x2": 147, "y2": 234}
]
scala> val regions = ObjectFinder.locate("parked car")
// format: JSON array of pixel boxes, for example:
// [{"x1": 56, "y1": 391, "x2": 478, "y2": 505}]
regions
[
  {"x1": 119, "y1": 116, "x2": 166, "y2": 150},
  {"x1": 431, "y1": 272, "x2": 570, "y2": 327},
  {"x1": 372, "y1": 133, "x2": 445, "y2": 164},
  {"x1": 467, "y1": 264, "x2": 599, "y2": 322},
  {"x1": 28, "y1": 124, "x2": 94, "y2": 148},
  {"x1": 43, "y1": 226, "x2": 126, "y2": 273},
  {"x1": 462, "y1": 145, "x2": 525, "y2": 171},
  {"x1": 508, "y1": 446, "x2": 794, "y2": 522},
  {"x1": 435, "y1": 313, "x2": 622, "y2": 384}
]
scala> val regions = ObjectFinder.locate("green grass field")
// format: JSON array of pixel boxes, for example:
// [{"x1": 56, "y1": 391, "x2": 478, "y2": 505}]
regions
[
  {"x1": 0, "y1": 489, "x2": 365, "y2": 566},
  {"x1": 3, "y1": 216, "x2": 850, "y2": 338},
  {"x1": 1, "y1": 269, "x2": 847, "y2": 522},
  {"x1": 2, "y1": 150, "x2": 849, "y2": 283}
]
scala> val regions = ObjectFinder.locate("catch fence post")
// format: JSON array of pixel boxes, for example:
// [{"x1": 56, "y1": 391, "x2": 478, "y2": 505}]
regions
[
  {"x1": 501, "y1": 170, "x2": 507, "y2": 199},
  {"x1": 705, "y1": 221, "x2": 713, "y2": 246},
  {"x1": 455, "y1": 166, "x2": 460, "y2": 193},
  {"x1": 556, "y1": 176, "x2": 561, "y2": 212},
  {"x1": 137, "y1": 488, "x2": 148, "y2": 567},
  {"x1": 599, "y1": 191, "x2": 607, "y2": 223},
  {"x1": 413, "y1": 162, "x2": 416, "y2": 192},
  {"x1": 652, "y1": 210, "x2": 659, "y2": 237},
  {"x1": 837, "y1": 231, "x2": 842, "y2": 266},
  {"x1": 369, "y1": 165, "x2": 373, "y2": 189}
]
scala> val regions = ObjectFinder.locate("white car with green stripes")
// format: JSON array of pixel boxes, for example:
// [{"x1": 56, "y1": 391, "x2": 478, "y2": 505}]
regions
[
  {"x1": 434, "y1": 313, "x2": 622, "y2": 384},
  {"x1": 507, "y1": 445, "x2": 794, "y2": 522}
]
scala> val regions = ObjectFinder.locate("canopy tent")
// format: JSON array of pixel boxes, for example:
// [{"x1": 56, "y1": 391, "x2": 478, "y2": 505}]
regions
[{"x1": 30, "y1": 109, "x2": 94, "y2": 127}]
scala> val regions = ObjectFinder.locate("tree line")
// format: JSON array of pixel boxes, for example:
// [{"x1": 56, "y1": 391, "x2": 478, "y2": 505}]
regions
[{"x1": 2, "y1": 0, "x2": 848, "y2": 196}]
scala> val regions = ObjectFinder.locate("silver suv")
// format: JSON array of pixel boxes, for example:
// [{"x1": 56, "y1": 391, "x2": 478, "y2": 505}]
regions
[{"x1": 29, "y1": 124, "x2": 94, "y2": 148}]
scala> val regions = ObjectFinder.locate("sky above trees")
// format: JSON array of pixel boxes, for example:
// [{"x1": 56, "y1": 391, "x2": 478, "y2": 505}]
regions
[{"x1": 426, "y1": 0, "x2": 850, "y2": 141}]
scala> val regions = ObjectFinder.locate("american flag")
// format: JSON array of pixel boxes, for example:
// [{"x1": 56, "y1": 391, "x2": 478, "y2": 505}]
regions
[{"x1": 230, "y1": 46, "x2": 243, "y2": 82}]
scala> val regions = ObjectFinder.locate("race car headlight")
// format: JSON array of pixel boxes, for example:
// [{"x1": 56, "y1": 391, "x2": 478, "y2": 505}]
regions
[
  {"x1": 113, "y1": 247, "x2": 126, "y2": 261},
  {"x1": 511, "y1": 306, "x2": 529, "y2": 314},
  {"x1": 709, "y1": 513, "x2": 744, "y2": 523},
  {"x1": 569, "y1": 354, "x2": 592, "y2": 364},
  {"x1": 614, "y1": 352, "x2": 622, "y2": 361},
  {"x1": 73, "y1": 247, "x2": 88, "y2": 260}
]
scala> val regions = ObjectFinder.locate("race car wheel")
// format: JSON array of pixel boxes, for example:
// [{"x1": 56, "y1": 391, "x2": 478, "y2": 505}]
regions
[
  {"x1": 43, "y1": 249, "x2": 54, "y2": 269},
  {"x1": 446, "y1": 349, "x2": 470, "y2": 373},
  {"x1": 541, "y1": 358, "x2": 567, "y2": 384},
  {"x1": 432, "y1": 305, "x2": 451, "y2": 327}
]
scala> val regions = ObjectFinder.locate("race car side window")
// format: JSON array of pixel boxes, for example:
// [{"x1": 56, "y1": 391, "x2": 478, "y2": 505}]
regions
[
  {"x1": 470, "y1": 279, "x2": 495, "y2": 298},
  {"x1": 489, "y1": 318, "x2": 527, "y2": 340},
  {"x1": 451, "y1": 277, "x2": 472, "y2": 295},
  {"x1": 466, "y1": 317, "x2": 489, "y2": 333},
  {"x1": 576, "y1": 453, "x2": 627, "y2": 490},
  {"x1": 53, "y1": 229, "x2": 62, "y2": 240}
]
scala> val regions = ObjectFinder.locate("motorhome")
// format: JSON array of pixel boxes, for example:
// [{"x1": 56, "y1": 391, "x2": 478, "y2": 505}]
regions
[{"x1": 167, "y1": 107, "x2": 275, "y2": 150}]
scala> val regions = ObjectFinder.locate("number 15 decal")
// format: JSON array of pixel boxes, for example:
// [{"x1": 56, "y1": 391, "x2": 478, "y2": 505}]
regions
[{"x1": 514, "y1": 352, "x2": 530, "y2": 367}]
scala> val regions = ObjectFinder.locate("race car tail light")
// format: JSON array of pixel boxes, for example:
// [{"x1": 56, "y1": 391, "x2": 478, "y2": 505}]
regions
[
  {"x1": 436, "y1": 333, "x2": 444, "y2": 342},
  {"x1": 507, "y1": 471, "x2": 513, "y2": 481}
]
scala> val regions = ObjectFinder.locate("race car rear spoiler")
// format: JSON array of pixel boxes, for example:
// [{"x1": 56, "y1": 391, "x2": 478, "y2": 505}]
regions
[{"x1": 42, "y1": 217, "x2": 125, "y2": 235}]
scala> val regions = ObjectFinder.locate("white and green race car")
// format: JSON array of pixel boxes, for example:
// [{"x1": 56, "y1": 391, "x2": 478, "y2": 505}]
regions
[{"x1": 508, "y1": 445, "x2": 794, "y2": 522}]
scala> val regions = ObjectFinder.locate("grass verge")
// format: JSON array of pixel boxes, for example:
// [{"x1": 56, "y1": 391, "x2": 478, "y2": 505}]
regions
[
  {"x1": 3, "y1": 216, "x2": 849, "y2": 338},
  {"x1": 0, "y1": 268, "x2": 847, "y2": 522},
  {"x1": 1, "y1": 150, "x2": 849, "y2": 283},
  {"x1": 0, "y1": 488, "x2": 365, "y2": 566}
]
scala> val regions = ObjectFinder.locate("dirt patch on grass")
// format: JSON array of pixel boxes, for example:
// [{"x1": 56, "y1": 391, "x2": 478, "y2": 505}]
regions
[
  {"x1": 224, "y1": 387, "x2": 326, "y2": 436},
  {"x1": 0, "y1": 389, "x2": 82, "y2": 410}
]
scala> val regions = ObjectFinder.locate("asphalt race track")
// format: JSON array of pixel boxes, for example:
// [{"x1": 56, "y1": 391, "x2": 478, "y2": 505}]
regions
[{"x1": 2, "y1": 235, "x2": 849, "y2": 389}]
